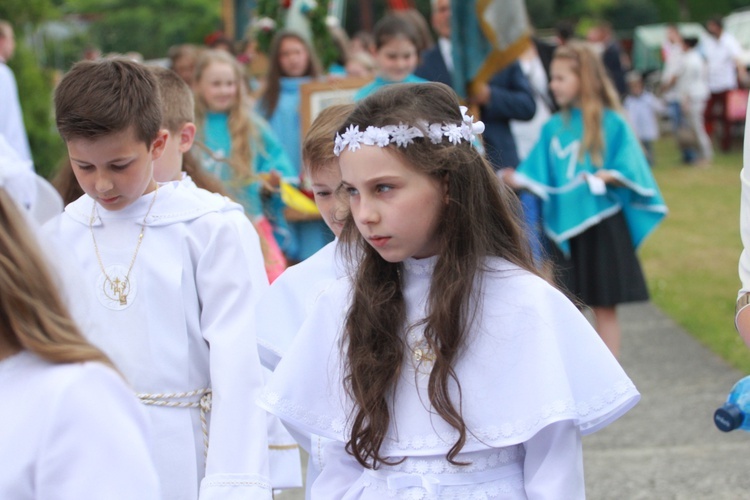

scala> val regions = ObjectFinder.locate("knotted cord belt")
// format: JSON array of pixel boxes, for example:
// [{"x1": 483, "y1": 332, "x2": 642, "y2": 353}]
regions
[{"x1": 137, "y1": 388, "x2": 212, "y2": 458}]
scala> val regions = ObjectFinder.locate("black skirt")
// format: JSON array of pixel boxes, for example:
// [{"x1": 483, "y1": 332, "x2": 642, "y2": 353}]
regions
[{"x1": 548, "y1": 210, "x2": 649, "y2": 307}]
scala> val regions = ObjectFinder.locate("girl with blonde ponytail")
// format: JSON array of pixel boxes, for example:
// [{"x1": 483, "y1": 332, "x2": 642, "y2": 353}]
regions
[{"x1": 511, "y1": 41, "x2": 667, "y2": 357}]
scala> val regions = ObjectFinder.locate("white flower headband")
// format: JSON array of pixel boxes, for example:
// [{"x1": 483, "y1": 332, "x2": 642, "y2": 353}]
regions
[{"x1": 333, "y1": 106, "x2": 485, "y2": 156}]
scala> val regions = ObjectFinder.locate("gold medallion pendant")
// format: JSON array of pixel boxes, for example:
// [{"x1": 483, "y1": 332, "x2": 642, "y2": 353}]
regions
[{"x1": 90, "y1": 185, "x2": 158, "y2": 309}]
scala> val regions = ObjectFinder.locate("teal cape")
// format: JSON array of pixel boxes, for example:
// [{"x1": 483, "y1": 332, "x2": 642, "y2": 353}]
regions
[
  {"x1": 515, "y1": 108, "x2": 667, "y2": 256},
  {"x1": 354, "y1": 74, "x2": 428, "y2": 101}
]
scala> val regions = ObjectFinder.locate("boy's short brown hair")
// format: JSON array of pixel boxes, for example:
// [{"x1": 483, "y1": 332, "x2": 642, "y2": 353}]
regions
[
  {"x1": 54, "y1": 58, "x2": 162, "y2": 146},
  {"x1": 302, "y1": 103, "x2": 354, "y2": 175},
  {"x1": 149, "y1": 66, "x2": 195, "y2": 133}
]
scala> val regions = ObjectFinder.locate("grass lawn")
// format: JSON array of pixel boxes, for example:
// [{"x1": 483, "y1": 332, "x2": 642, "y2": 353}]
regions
[{"x1": 640, "y1": 136, "x2": 750, "y2": 372}]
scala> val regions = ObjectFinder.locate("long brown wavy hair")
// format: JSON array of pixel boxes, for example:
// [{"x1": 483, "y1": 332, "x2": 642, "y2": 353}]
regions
[
  {"x1": 338, "y1": 82, "x2": 541, "y2": 468},
  {"x1": 0, "y1": 189, "x2": 112, "y2": 367},
  {"x1": 553, "y1": 41, "x2": 622, "y2": 167},
  {"x1": 258, "y1": 31, "x2": 322, "y2": 120}
]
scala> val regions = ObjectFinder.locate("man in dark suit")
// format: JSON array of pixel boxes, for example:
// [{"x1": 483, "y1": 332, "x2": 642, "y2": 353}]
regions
[
  {"x1": 415, "y1": 0, "x2": 536, "y2": 169},
  {"x1": 414, "y1": 0, "x2": 452, "y2": 87}
]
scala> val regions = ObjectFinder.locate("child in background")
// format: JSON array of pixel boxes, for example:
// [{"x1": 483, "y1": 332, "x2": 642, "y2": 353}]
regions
[
  {"x1": 261, "y1": 82, "x2": 640, "y2": 497},
  {"x1": 43, "y1": 58, "x2": 272, "y2": 500},
  {"x1": 258, "y1": 31, "x2": 333, "y2": 263},
  {"x1": 149, "y1": 65, "x2": 285, "y2": 279},
  {"x1": 0, "y1": 184, "x2": 160, "y2": 500},
  {"x1": 354, "y1": 14, "x2": 427, "y2": 100},
  {"x1": 623, "y1": 71, "x2": 664, "y2": 166},
  {"x1": 167, "y1": 44, "x2": 200, "y2": 87},
  {"x1": 345, "y1": 51, "x2": 377, "y2": 79},
  {"x1": 510, "y1": 42, "x2": 667, "y2": 357},
  {"x1": 256, "y1": 103, "x2": 353, "y2": 370},
  {"x1": 256, "y1": 103, "x2": 353, "y2": 498},
  {"x1": 678, "y1": 36, "x2": 713, "y2": 167},
  {"x1": 193, "y1": 49, "x2": 295, "y2": 274},
  {"x1": 149, "y1": 65, "x2": 301, "y2": 491}
]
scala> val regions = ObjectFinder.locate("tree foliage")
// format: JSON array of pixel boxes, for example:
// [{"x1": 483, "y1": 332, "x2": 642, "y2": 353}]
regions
[
  {"x1": 2, "y1": 0, "x2": 65, "y2": 177},
  {"x1": 63, "y1": 0, "x2": 221, "y2": 60}
]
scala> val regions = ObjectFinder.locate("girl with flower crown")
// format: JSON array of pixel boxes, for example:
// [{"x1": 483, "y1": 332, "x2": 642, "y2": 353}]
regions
[{"x1": 261, "y1": 82, "x2": 640, "y2": 498}]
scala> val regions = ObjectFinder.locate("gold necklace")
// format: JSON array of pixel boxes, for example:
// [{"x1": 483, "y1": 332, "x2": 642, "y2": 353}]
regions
[{"x1": 89, "y1": 185, "x2": 159, "y2": 306}]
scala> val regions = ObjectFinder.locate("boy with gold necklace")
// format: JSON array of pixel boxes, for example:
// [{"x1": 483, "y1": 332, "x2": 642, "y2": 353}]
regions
[{"x1": 43, "y1": 58, "x2": 273, "y2": 500}]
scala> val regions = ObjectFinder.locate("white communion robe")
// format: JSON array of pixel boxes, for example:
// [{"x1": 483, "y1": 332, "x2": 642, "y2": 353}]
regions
[
  {"x1": 255, "y1": 238, "x2": 348, "y2": 495},
  {"x1": 0, "y1": 351, "x2": 161, "y2": 499},
  {"x1": 256, "y1": 238, "x2": 347, "y2": 370},
  {"x1": 180, "y1": 173, "x2": 303, "y2": 490},
  {"x1": 260, "y1": 256, "x2": 640, "y2": 499},
  {"x1": 42, "y1": 181, "x2": 272, "y2": 500}
]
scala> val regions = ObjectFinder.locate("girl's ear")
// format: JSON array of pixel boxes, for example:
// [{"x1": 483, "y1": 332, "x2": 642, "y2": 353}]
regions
[
  {"x1": 442, "y1": 173, "x2": 450, "y2": 205},
  {"x1": 179, "y1": 123, "x2": 197, "y2": 153}
]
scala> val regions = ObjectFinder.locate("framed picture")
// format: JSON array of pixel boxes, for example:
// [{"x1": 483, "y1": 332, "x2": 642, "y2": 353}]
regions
[{"x1": 300, "y1": 77, "x2": 371, "y2": 137}]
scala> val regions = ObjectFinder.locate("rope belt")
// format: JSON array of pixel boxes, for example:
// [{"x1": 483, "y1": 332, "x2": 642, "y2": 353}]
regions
[{"x1": 137, "y1": 388, "x2": 212, "y2": 458}]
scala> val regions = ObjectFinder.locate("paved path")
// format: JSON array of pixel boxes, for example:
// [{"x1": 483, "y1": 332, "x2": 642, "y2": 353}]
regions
[
  {"x1": 278, "y1": 302, "x2": 750, "y2": 499},
  {"x1": 584, "y1": 303, "x2": 750, "y2": 499}
]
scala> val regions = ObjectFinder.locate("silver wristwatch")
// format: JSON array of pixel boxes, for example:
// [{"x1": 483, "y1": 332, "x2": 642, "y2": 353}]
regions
[{"x1": 737, "y1": 293, "x2": 750, "y2": 316}]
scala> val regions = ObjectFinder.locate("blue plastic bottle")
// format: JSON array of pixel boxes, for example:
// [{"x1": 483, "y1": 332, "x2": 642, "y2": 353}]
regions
[{"x1": 715, "y1": 375, "x2": 750, "y2": 432}]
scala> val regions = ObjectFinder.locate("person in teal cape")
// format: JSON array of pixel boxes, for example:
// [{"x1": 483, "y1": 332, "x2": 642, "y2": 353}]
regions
[
  {"x1": 507, "y1": 42, "x2": 667, "y2": 358},
  {"x1": 193, "y1": 49, "x2": 297, "y2": 264},
  {"x1": 258, "y1": 31, "x2": 334, "y2": 262}
]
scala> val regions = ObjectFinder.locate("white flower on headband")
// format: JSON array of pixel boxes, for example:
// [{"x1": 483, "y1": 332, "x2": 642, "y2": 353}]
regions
[
  {"x1": 387, "y1": 123, "x2": 424, "y2": 147},
  {"x1": 335, "y1": 124, "x2": 365, "y2": 154},
  {"x1": 442, "y1": 123, "x2": 463, "y2": 145},
  {"x1": 460, "y1": 106, "x2": 485, "y2": 142},
  {"x1": 363, "y1": 126, "x2": 391, "y2": 147},
  {"x1": 333, "y1": 108, "x2": 485, "y2": 156},
  {"x1": 427, "y1": 123, "x2": 445, "y2": 144}
]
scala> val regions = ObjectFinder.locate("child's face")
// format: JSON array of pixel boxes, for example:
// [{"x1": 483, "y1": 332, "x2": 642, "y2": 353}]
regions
[
  {"x1": 628, "y1": 79, "x2": 643, "y2": 95},
  {"x1": 153, "y1": 123, "x2": 196, "y2": 183},
  {"x1": 345, "y1": 59, "x2": 373, "y2": 79},
  {"x1": 173, "y1": 56, "x2": 195, "y2": 86},
  {"x1": 340, "y1": 146, "x2": 445, "y2": 262},
  {"x1": 549, "y1": 59, "x2": 581, "y2": 108},
  {"x1": 376, "y1": 36, "x2": 418, "y2": 83},
  {"x1": 68, "y1": 126, "x2": 166, "y2": 211},
  {"x1": 311, "y1": 162, "x2": 346, "y2": 238},
  {"x1": 197, "y1": 61, "x2": 238, "y2": 112},
  {"x1": 278, "y1": 37, "x2": 310, "y2": 78}
]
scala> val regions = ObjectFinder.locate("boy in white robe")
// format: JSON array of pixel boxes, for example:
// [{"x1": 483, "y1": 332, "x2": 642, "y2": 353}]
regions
[
  {"x1": 256, "y1": 103, "x2": 354, "y2": 370},
  {"x1": 42, "y1": 58, "x2": 272, "y2": 500},
  {"x1": 149, "y1": 65, "x2": 302, "y2": 492},
  {"x1": 255, "y1": 104, "x2": 354, "y2": 496}
]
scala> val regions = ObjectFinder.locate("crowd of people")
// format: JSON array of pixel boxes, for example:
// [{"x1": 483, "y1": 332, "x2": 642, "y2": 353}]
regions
[{"x1": 0, "y1": 3, "x2": 746, "y2": 499}]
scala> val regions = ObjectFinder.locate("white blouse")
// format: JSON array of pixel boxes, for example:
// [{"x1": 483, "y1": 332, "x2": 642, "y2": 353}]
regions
[
  {"x1": 0, "y1": 351, "x2": 160, "y2": 499},
  {"x1": 739, "y1": 104, "x2": 750, "y2": 298},
  {"x1": 42, "y1": 182, "x2": 272, "y2": 500},
  {"x1": 261, "y1": 256, "x2": 640, "y2": 498},
  {"x1": 180, "y1": 174, "x2": 303, "y2": 490}
]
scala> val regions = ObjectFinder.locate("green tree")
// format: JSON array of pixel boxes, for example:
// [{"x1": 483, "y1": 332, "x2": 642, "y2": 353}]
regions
[
  {"x1": 1, "y1": 0, "x2": 65, "y2": 177},
  {"x1": 65, "y1": 0, "x2": 221, "y2": 59}
]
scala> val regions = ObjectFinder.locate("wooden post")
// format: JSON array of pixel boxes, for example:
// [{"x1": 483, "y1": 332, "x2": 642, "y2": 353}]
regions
[{"x1": 223, "y1": 0, "x2": 236, "y2": 39}]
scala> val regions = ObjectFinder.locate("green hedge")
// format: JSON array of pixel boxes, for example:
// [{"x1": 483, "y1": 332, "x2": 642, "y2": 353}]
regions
[{"x1": 8, "y1": 40, "x2": 65, "y2": 179}]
